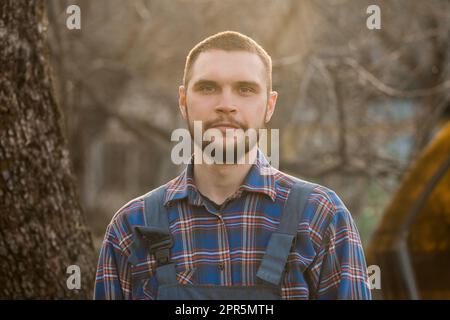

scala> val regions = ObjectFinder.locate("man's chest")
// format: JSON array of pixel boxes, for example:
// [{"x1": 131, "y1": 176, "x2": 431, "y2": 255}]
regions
[{"x1": 129, "y1": 194, "x2": 315, "y2": 299}]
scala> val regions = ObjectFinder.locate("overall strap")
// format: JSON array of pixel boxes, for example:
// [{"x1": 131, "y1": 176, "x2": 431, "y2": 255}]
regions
[
  {"x1": 143, "y1": 185, "x2": 169, "y2": 229},
  {"x1": 128, "y1": 186, "x2": 177, "y2": 285},
  {"x1": 144, "y1": 186, "x2": 178, "y2": 286},
  {"x1": 256, "y1": 180, "x2": 316, "y2": 285}
]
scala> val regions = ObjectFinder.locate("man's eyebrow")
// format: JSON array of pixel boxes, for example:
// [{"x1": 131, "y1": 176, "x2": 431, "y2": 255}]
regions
[
  {"x1": 192, "y1": 79, "x2": 218, "y2": 88},
  {"x1": 191, "y1": 79, "x2": 262, "y2": 89},
  {"x1": 235, "y1": 81, "x2": 261, "y2": 89}
]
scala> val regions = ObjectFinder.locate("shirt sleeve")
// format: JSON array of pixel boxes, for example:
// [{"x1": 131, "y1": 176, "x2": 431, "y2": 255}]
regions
[
  {"x1": 93, "y1": 223, "x2": 132, "y2": 300},
  {"x1": 309, "y1": 190, "x2": 372, "y2": 300}
]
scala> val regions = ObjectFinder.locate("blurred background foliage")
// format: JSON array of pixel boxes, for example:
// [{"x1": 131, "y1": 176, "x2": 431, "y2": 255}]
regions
[{"x1": 45, "y1": 0, "x2": 450, "y2": 261}]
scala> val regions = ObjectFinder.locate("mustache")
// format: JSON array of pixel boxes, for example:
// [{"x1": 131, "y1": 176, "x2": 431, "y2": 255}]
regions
[{"x1": 203, "y1": 117, "x2": 248, "y2": 131}]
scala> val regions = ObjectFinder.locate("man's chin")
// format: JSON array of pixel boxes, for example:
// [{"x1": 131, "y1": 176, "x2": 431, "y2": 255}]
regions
[{"x1": 199, "y1": 140, "x2": 257, "y2": 164}]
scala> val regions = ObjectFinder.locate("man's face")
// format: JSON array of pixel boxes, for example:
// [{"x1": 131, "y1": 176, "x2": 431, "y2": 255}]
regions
[{"x1": 179, "y1": 49, "x2": 277, "y2": 160}]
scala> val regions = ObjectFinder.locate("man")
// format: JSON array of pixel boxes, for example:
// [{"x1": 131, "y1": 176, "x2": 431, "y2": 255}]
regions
[{"x1": 94, "y1": 31, "x2": 372, "y2": 300}]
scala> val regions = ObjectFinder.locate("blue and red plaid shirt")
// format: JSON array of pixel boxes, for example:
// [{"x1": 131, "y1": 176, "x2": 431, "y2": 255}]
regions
[{"x1": 94, "y1": 150, "x2": 372, "y2": 299}]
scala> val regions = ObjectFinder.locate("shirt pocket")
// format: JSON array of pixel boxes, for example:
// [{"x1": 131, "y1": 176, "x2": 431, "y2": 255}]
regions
[{"x1": 139, "y1": 265, "x2": 197, "y2": 298}]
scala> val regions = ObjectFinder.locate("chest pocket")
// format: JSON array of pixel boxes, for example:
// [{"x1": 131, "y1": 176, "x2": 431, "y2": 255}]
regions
[{"x1": 133, "y1": 265, "x2": 197, "y2": 300}]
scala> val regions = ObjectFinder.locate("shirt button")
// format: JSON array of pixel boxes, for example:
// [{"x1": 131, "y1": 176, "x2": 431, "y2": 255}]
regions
[{"x1": 218, "y1": 263, "x2": 224, "y2": 271}]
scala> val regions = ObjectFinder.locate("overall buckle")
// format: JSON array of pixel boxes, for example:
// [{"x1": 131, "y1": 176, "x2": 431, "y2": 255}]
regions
[{"x1": 134, "y1": 226, "x2": 174, "y2": 266}]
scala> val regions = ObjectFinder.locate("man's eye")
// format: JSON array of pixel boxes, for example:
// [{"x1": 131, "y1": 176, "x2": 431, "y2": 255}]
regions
[
  {"x1": 239, "y1": 87, "x2": 254, "y2": 94},
  {"x1": 201, "y1": 86, "x2": 215, "y2": 93}
]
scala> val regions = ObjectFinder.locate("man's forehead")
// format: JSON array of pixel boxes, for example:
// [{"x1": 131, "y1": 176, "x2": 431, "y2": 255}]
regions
[{"x1": 189, "y1": 49, "x2": 266, "y2": 85}]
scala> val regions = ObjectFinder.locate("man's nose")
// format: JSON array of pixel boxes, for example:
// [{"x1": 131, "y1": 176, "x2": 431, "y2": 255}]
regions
[{"x1": 215, "y1": 90, "x2": 237, "y2": 114}]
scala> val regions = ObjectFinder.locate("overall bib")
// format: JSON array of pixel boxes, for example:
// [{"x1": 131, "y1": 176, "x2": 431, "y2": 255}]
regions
[{"x1": 129, "y1": 180, "x2": 315, "y2": 300}]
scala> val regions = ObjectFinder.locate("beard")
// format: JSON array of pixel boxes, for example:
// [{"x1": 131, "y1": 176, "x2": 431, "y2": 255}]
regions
[{"x1": 185, "y1": 105, "x2": 267, "y2": 164}]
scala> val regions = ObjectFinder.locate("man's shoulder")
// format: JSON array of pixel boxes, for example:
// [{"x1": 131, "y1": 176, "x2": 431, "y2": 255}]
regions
[
  {"x1": 106, "y1": 182, "x2": 171, "y2": 234},
  {"x1": 273, "y1": 168, "x2": 339, "y2": 202},
  {"x1": 273, "y1": 168, "x2": 352, "y2": 229}
]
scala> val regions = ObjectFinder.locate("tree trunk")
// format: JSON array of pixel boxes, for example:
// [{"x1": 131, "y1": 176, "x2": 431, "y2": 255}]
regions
[{"x1": 0, "y1": 0, "x2": 96, "y2": 299}]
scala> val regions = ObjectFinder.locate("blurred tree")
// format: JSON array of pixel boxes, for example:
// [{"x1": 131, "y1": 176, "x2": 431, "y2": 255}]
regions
[
  {"x1": 0, "y1": 0, "x2": 96, "y2": 298},
  {"x1": 44, "y1": 0, "x2": 450, "y2": 251}
]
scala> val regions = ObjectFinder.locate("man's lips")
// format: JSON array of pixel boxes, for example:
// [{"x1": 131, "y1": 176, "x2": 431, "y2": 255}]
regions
[{"x1": 210, "y1": 123, "x2": 240, "y2": 130}]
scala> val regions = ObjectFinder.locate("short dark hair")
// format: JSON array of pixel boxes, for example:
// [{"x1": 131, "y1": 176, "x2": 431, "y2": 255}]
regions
[{"x1": 183, "y1": 31, "x2": 272, "y2": 93}]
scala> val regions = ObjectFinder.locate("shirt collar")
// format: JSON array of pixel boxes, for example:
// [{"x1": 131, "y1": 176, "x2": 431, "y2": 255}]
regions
[{"x1": 164, "y1": 149, "x2": 277, "y2": 206}]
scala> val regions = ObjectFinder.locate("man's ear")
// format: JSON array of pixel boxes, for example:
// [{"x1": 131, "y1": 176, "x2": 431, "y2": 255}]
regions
[
  {"x1": 265, "y1": 91, "x2": 278, "y2": 123},
  {"x1": 179, "y1": 85, "x2": 187, "y2": 119}
]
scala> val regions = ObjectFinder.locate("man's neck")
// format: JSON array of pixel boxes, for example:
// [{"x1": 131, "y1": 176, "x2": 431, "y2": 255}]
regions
[{"x1": 193, "y1": 147, "x2": 257, "y2": 206}]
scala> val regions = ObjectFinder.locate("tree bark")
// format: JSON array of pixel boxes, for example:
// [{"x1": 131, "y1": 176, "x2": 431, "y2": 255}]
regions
[{"x1": 0, "y1": 0, "x2": 96, "y2": 299}]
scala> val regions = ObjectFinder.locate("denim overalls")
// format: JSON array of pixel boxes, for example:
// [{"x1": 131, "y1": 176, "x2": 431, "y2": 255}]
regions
[{"x1": 128, "y1": 180, "x2": 315, "y2": 300}]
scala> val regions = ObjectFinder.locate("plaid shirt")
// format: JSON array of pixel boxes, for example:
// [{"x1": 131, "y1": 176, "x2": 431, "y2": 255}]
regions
[{"x1": 94, "y1": 150, "x2": 371, "y2": 300}]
